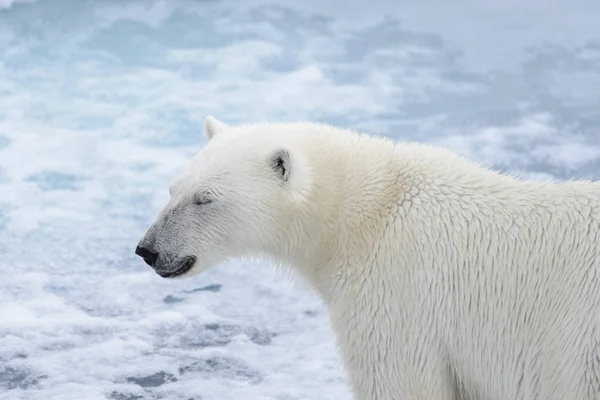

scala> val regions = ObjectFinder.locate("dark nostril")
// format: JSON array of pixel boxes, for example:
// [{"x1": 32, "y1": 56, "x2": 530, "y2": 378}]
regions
[
  {"x1": 135, "y1": 245, "x2": 159, "y2": 266},
  {"x1": 142, "y1": 257, "x2": 153, "y2": 267}
]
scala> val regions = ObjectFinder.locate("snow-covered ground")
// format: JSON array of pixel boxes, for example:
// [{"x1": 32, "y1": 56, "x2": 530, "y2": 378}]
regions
[{"x1": 0, "y1": 1, "x2": 599, "y2": 399}]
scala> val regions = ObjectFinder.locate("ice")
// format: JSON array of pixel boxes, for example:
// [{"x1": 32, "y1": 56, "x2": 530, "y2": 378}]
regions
[{"x1": 0, "y1": 0, "x2": 599, "y2": 399}]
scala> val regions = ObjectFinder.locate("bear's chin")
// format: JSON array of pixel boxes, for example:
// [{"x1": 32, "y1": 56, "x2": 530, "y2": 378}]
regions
[{"x1": 155, "y1": 256, "x2": 196, "y2": 279}]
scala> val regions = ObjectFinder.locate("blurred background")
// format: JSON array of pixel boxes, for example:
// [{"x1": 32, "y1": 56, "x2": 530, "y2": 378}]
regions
[{"x1": 0, "y1": 0, "x2": 599, "y2": 399}]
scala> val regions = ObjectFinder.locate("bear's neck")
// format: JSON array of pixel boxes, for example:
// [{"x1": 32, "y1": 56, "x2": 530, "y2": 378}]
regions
[{"x1": 275, "y1": 134, "x2": 409, "y2": 304}]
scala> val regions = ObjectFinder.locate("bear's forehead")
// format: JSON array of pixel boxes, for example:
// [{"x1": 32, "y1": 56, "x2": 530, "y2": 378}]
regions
[
  {"x1": 168, "y1": 124, "x2": 294, "y2": 194},
  {"x1": 199, "y1": 135, "x2": 283, "y2": 166}
]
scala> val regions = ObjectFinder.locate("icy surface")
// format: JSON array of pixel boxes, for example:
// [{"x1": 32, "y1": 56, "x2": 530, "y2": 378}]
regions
[{"x1": 0, "y1": 0, "x2": 599, "y2": 399}]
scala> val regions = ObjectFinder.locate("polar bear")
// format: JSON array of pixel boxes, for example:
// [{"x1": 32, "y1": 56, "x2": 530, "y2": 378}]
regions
[{"x1": 135, "y1": 116, "x2": 600, "y2": 400}]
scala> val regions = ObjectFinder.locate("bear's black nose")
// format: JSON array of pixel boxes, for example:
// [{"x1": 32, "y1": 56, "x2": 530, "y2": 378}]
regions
[{"x1": 135, "y1": 245, "x2": 159, "y2": 267}]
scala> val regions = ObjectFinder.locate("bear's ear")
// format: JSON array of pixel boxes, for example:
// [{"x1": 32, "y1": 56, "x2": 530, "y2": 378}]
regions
[
  {"x1": 204, "y1": 115, "x2": 227, "y2": 141},
  {"x1": 270, "y1": 149, "x2": 291, "y2": 182},
  {"x1": 269, "y1": 148, "x2": 312, "y2": 203}
]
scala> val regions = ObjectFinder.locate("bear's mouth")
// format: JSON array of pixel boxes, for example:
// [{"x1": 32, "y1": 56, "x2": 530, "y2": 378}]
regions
[{"x1": 155, "y1": 256, "x2": 196, "y2": 278}]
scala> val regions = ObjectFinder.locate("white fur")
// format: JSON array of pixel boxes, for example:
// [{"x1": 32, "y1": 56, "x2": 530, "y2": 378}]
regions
[
  {"x1": 163, "y1": 117, "x2": 600, "y2": 400},
  {"x1": 204, "y1": 114, "x2": 228, "y2": 140}
]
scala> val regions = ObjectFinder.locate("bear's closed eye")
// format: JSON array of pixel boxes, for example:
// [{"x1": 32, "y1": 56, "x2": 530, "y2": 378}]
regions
[{"x1": 194, "y1": 197, "x2": 213, "y2": 206}]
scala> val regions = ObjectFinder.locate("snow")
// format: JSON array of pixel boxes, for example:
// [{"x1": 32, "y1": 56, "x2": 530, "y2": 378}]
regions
[{"x1": 0, "y1": 0, "x2": 599, "y2": 399}]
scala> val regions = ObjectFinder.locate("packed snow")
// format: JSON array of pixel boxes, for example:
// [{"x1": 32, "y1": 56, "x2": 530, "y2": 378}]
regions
[{"x1": 1, "y1": 0, "x2": 599, "y2": 399}]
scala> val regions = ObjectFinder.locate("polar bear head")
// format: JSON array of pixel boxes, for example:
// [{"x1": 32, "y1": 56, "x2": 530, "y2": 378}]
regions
[{"x1": 135, "y1": 116, "x2": 328, "y2": 279}]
